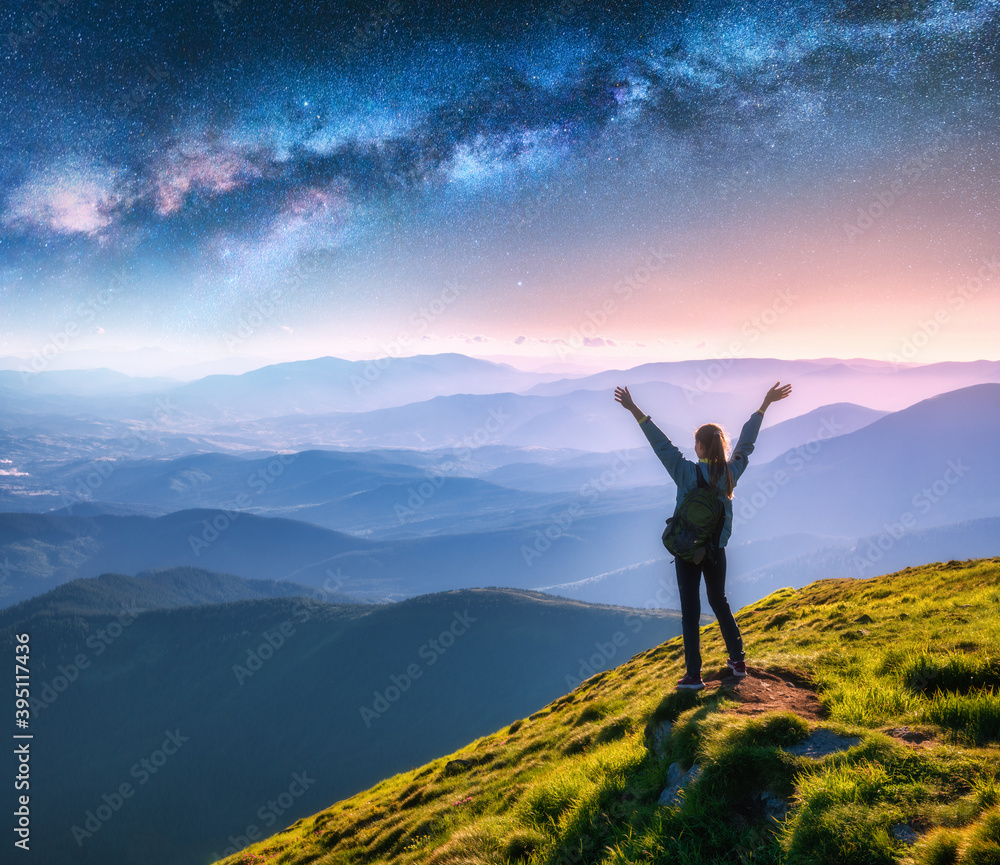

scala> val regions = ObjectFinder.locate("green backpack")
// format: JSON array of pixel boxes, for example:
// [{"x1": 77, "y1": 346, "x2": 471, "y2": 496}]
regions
[{"x1": 661, "y1": 464, "x2": 725, "y2": 564}]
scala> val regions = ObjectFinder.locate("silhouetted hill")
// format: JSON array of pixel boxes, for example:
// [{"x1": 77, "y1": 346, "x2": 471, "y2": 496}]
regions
[
  {"x1": 44, "y1": 448, "x2": 431, "y2": 511},
  {"x1": 208, "y1": 388, "x2": 696, "y2": 452},
  {"x1": 0, "y1": 566, "x2": 333, "y2": 631},
  {"x1": 174, "y1": 353, "x2": 559, "y2": 416},
  {"x1": 11, "y1": 587, "x2": 688, "y2": 865},
  {"x1": 0, "y1": 510, "x2": 375, "y2": 606},
  {"x1": 735, "y1": 383, "x2": 1000, "y2": 541},
  {"x1": 748, "y1": 401, "x2": 888, "y2": 464},
  {"x1": 524, "y1": 357, "x2": 1000, "y2": 414},
  {"x1": 729, "y1": 516, "x2": 1000, "y2": 606}
]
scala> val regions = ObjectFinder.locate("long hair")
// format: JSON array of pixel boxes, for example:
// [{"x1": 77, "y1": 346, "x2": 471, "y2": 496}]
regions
[{"x1": 695, "y1": 423, "x2": 734, "y2": 499}]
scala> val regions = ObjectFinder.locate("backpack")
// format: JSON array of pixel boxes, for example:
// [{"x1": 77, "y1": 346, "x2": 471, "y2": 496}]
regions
[{"x1": 661, "y1": 464, "x2": 725, "y2": 564}]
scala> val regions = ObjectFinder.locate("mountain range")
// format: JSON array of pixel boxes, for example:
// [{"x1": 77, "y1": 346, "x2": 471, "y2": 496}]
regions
[
  {"x1": 2, "y1": 379, "x2": 997, "y2": 610},
  {"x1": 7, "y1": 567, "x2": 691, "y2": 865}
]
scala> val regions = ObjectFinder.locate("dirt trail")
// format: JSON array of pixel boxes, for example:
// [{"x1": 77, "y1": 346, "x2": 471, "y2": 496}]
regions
[
  {"x1": 698, "y1": 667, "x2": 935, "y2": 749},
  {"x1": 700, "y1": 667, "x2": 826, "y2": 721}
]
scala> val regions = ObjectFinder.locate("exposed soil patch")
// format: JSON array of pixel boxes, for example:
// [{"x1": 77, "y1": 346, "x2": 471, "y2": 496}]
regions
[
  {"x1": 700, "y1": 666, "x2": 826, "y2": 722},
  {"x1": 785, "y1": 728, "x2": 860, "y2": 757},
  {"x1": 884, "y1": 726, "x2": 937, "y2": 749}
]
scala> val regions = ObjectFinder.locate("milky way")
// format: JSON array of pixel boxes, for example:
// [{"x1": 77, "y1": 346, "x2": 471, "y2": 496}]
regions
[{"x1": 1, "y1": 0, "x2": 998, "y2": 362}]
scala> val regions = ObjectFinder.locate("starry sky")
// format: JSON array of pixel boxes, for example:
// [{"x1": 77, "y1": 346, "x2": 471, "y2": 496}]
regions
[{"x1": 2, "y1": 0, "x2": 999, "y2": 369}]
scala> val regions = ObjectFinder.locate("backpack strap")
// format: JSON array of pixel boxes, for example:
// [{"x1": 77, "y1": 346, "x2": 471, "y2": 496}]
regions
[{"x1": 700, "y1": 462, "x2": 725, "y2": 555}]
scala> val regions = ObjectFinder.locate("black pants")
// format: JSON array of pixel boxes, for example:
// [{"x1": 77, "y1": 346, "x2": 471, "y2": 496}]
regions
[{"x1": 675, "y1": 547, "x2": 744, "y2": 677}]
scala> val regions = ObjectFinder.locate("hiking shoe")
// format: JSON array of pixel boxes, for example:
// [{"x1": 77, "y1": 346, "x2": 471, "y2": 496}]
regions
[
  {"x1": 726, "y1": 658, "x2": 747, "y2": 678},
  {"x1": 676, "y1": 674, "x2": 705, "y2": 691}
]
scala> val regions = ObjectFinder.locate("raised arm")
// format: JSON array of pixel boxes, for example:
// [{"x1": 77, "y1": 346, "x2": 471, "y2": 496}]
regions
[
  {"x1": 758, "y1": 381, "x2": 792, "y2": 414},
  {"x1": 731, "y1": 381, "x2": 793, "y2": 476},
  {"x1": 615, "y1": 385, "x2": 694, "y2": 486},
  {"x1": 614, "y1": 385, "x2": 647, "y2": 423}
]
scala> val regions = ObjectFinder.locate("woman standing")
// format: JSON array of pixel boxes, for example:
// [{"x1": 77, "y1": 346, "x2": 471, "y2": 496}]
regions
[{"x1": 614, "y1": 381, "x2": 792, "y2": 690}]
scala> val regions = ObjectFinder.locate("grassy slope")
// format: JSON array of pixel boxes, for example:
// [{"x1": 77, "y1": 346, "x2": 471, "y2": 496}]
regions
[{"x1": 214, "y1": 558, "x2": 1000, "y2": 865}]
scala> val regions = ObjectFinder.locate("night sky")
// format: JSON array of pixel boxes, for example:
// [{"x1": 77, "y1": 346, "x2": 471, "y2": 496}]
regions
[{"x1": 2, "y1": 0, "x2": 999, "y2": 367}]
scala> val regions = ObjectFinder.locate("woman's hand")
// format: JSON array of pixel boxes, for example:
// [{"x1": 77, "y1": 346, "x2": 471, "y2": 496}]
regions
[
  {"x1": 759, "y1": 381, "x2": 792, "y2": 413},
  {"x1": 614, "y1": 385, "x2": 637, "y2": 412},
  {"x1": 615, "y1": 386, "x2": 646, "y2": 421}
]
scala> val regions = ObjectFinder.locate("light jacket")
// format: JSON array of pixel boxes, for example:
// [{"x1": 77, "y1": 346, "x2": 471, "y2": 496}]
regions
[{"x1": 638, "y1": 410, "x2": 763, "y2": 548}]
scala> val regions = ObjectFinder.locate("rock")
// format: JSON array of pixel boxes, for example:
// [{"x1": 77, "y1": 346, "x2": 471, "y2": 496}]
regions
[
  {"x1": 854, "y1": 613, "x2": 875, "y2": 624},
  {"x1": 665, "y1": 761, "x2": 685, "y2": 786},
  {"x1": 754, "y1": 790, "x2": 790, "y2": 822},
  {"x1": 892, "y1": 824, "x2": 919, "y2": 845},
  {"x1": 786, "y1": 729, "x2": 861, "y2": 758},
  {"x1": 444, "y1": 759, "x2": 474, "y2": 776},
  {"x1": 658, "y1": 763, "x2": 701, "y2": 807},
  {"x1": 886, "y1": 726, "x2": 931, "y2": 744},
  {"x1": 658, "y1": 785, "x2": 680, "y2": 807},
  {"x1": 649, "y1": 721, "x2": 672, "y2": 760}
]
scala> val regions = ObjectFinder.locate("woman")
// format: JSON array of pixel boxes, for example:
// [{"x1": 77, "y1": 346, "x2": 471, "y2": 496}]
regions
[{"x1": 614, "y1": 381, "x2": 792, "y2": 690}]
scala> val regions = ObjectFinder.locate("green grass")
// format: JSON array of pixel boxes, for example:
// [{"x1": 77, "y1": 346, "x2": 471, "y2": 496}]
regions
[
  {"x1": 923, "y1": 691, "x2": 1000, "y2": 746},
  {"x1": 212, "y1": 557, "x2": 1000, "y2": 865}
]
